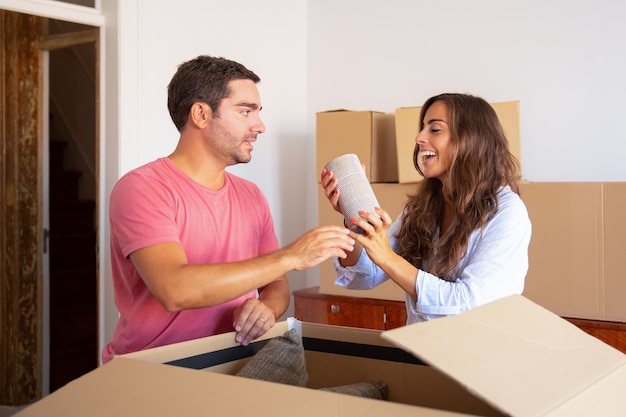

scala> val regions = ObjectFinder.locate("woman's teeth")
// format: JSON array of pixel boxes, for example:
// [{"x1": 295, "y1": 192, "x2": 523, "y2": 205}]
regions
[{"x1": 421, "y1": 150, "x2": 436, "y2": 161}]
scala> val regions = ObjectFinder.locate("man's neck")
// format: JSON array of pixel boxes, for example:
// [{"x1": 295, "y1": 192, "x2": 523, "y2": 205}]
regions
[{"x1": 167, "y1": 148, "x2": 226, "y2": 190}]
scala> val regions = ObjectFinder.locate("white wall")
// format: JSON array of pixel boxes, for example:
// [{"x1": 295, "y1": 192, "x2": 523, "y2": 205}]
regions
[
  {"x1": 306, "y1": 0, "x2": 626, "y2": 183},
  {"x1": 124, "y1": 0, "x2": 308, "y2": 239}
]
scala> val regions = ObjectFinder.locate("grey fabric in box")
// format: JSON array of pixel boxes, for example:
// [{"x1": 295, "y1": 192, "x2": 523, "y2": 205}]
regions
[
  {"x1": 236, "y1": 328, "x2": 308, "y2": 387},
  {"x1": 321, "y1": 380, "x2": 389, "y2": 400},
  {"x1": 236, "y1": 327, "x2": 388, "y2": 401}
]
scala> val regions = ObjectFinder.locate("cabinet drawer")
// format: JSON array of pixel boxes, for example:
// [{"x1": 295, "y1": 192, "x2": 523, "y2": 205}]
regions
[
  {"x1": 326, "y1": 300, "x2": 386, "y2": 330},
  {"x1": 293, "y1": 286, "x2": 406, "y2": 330},
  {"x1": 294, "y1": 294, "x2": 386, "y2": 330},
  {"x1": 384, "y1": 304, "x2": 407, "y2": 330}
]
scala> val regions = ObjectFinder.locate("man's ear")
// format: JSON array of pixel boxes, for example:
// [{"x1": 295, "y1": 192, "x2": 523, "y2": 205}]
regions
[{"x1": 190, "y1": 102, "x2": 211, "y2": 128}]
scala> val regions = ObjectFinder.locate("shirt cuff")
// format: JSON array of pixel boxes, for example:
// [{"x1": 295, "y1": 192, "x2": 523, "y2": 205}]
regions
[
  {"x1": 413, "y1": 269, "x2": 467, "y2": 315},
  {"x1": 333, "y1": 251, "x2": 377, "y2": 290}
]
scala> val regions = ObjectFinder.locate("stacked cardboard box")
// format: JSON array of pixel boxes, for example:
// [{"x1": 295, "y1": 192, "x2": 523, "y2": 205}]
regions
[
  {"x1": 520, "y1": 182, "x2": 626, "y2": 322},
  {"x1": 316, "y1": 101, "x2": 520, "y2": 186},
  {"x1": 316, "y1": 110, "x2": 397, "y2": 183}
]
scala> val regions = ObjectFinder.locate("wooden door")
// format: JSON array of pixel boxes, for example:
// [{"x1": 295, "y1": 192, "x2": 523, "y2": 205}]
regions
[{"x1": 0, "y1": 10, "x2": 45, "y2": 406}]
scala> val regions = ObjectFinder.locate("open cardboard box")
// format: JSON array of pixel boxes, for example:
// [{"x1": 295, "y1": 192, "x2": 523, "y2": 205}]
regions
[{"x1": 16, "y1": 296, "x2": 626, "y2": 416}]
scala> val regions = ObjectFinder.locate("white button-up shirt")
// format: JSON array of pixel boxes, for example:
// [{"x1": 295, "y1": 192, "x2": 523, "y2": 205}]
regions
[{"x1": 334, "y1": 186, "x2": 532, "y2": 323}]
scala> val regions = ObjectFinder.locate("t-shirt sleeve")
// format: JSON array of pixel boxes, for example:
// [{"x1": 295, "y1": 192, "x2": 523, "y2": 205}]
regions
[{"x1": 109, "y1": 171, "x2": 180, "y2": 258}]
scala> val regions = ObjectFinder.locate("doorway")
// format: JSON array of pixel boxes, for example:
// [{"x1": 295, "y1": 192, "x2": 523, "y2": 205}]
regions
[
  {"x1": 42, "y1": 19, "x2": 99, "y2": 393},
  {"x1": 0, "y1": 9, "x2": 99, "y2": 405}
]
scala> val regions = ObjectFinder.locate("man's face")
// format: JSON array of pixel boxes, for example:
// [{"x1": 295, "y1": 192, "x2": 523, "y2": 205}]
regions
[{"x1": 206, "y1": 79, "x2": 265, "y2": 166}]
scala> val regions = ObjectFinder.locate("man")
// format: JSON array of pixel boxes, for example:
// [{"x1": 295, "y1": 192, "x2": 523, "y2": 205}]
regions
[{"x1": 102, "y1": 55, "x2": 354, "y2": 363}]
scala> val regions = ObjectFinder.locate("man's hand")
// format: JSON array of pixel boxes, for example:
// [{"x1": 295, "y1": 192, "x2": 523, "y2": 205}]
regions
[
  {"x1": 283, "y1": 225, "x2": 355, "y2": 270},
  {"x1": 232, "y1": 298, "x2": 275, "y2": 346}
]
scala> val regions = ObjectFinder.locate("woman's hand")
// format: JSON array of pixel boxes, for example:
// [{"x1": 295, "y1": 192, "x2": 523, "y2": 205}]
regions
[
  {"x1": 320, "y1": 168, "x2": 342, "y2": 214},
  {"x1": 351, "y1": 207, "x2": 419, "y2": 299},
  {"x1": 349, "y1": 207, "x2": 395, "y2": 268}
]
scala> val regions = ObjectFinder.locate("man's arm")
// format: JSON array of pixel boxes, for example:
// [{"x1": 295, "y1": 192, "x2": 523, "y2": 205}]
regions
[{"x1": 130, "y1": 224, "x2": 354, "y2": 312}]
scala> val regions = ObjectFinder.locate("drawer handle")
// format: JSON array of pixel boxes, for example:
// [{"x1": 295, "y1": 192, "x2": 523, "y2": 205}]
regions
[{"x1": 330, "y1": 304, "x2": 340, "y2": 314}]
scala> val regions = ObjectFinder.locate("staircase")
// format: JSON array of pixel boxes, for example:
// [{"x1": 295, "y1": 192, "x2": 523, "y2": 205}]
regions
[{"x1": 48, "y1": 139, "x2": 98, "y2": 392}]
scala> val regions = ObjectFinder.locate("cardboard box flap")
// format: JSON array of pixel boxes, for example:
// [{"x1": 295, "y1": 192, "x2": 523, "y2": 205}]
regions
[
  {"x1": 381, "y1": 295, "x2": 626, "y2": 416},
  {"x1": 16, "y1": 357, "x2": 466, "y2": 417},
  {"x1": 121, "y1": 319, "x2": 291, "y2": 364},
  {"x1": 542, "y1": 364, "x2": 626, "y2": 416}
]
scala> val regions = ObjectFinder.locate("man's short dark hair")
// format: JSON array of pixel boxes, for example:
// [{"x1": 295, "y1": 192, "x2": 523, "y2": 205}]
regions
[{"x1": 167, "y1": 55, "x2": 260, "y2": 132}]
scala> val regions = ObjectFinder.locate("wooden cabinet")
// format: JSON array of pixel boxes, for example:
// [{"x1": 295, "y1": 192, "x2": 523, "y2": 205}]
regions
[
  {"x1": 564, "y1": 317, "x2": 626, "y2": 354},
  {"x1": 293, "y1": 286, "x2": 406, "y2": 330},
  {"x1": 293, "y1": 287, "x2": 626, "y2": 354}
]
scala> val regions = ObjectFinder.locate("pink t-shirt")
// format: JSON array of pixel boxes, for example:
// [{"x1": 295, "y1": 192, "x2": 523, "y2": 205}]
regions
[{"x1": 102, "y1": 158, "x2": 279, "y2": 363}]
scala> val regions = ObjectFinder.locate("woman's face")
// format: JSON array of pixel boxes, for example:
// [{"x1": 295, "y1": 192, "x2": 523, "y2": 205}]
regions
[{"x1": 415, "y1": 100, "x2": 452, "y2": 181}]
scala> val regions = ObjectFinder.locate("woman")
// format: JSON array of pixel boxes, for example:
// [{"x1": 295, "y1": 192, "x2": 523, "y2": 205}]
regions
[{"x1": 320, "y1": 93, "x2": 532, "y2": 324}]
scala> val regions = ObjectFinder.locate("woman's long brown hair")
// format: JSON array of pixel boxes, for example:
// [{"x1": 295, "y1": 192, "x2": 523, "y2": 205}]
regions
[{"x1": 395, "y1": 94, "x2": 520, "y2": 280}]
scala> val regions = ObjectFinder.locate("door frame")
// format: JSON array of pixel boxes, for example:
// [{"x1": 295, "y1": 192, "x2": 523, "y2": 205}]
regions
[{"x1": 0, "y1": 0, "x2": 105, "y2": 406}]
